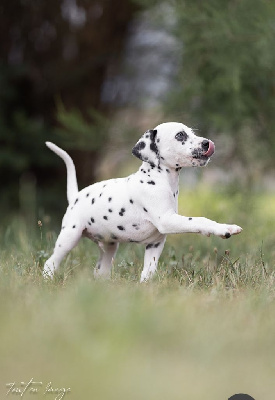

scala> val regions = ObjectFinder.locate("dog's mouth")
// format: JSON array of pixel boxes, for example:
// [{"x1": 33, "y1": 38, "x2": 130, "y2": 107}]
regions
[
  {"x1": 192, "y1": 140, "x2": 215, "y2": 160},
  {"x1": 203, "y1": 140, "x2": 215, "y2": 158}
]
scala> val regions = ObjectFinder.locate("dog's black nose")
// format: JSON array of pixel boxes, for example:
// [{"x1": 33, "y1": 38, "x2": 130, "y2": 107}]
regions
[{"x1": 201, "y1": 140, "x2": 209, "y2": 151}]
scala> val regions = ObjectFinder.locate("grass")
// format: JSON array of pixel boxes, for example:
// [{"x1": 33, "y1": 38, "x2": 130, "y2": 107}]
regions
[{"x1": 1, "y1": 188, "x2": 275, "y2": 400}]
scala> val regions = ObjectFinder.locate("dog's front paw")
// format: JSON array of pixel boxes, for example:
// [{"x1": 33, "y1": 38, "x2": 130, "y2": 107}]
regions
[
  {"x1": 43, "y1": 259, "x2": 55, "y2": 279},
  {"x1": 43, "y1": 268, "x2": 54, "y2": 279},
  {"x1": 219, "y1": 224, "x2": 242, "y2": 239}
]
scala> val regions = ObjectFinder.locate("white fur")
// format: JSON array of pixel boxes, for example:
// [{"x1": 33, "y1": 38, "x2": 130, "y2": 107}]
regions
[{"x1": 43, "y1": 122, "x2": 242, "y2": 282}]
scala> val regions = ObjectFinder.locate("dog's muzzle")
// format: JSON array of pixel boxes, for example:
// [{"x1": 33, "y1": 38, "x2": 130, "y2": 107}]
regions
[
  {"x1": 192, "y1": 140, "x2": 215, "y2": 161},
  {"x1": 202, "y1": 140, "x2": 215, "y2": 157}
]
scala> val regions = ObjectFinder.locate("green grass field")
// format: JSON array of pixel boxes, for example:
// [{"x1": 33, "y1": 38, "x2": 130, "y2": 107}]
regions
[{"x1": 1, "y1": 188, "x2": 275, "y2": 400}]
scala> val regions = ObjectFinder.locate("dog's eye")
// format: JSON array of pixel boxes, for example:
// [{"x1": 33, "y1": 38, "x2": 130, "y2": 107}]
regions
[{"x1": 175, "y1": 131, "x2": 188, "y2": 141}]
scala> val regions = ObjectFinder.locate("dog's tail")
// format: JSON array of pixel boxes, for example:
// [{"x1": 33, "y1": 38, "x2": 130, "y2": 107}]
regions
[{"x1": 46, "y1": 142, "x2": 78, "y2": 204}]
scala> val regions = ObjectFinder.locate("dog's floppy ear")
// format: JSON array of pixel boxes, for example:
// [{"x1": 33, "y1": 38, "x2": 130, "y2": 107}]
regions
[{"x1": 132, "y1": 129, "x2": 159, "y2": 167}]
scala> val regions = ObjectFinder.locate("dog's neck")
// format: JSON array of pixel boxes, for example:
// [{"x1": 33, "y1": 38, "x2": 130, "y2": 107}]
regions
[
  {"x1": 165, "y1": 165, "x2": 181, "y2": 195},
  {"x1": 138, "y1": 161, "x2": 180, "y2": 193}
]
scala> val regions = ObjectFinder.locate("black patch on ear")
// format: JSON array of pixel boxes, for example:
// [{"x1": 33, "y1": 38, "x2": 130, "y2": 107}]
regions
[
  {"x1": 132, "y1": 129, "x2": 159, "y2": 166},
  {"x1": 149, "y1": 129, "x2": 158, "y2": 155},
  {"x1": 132, "y1": 140, "x2": 146, "y2": 160}
]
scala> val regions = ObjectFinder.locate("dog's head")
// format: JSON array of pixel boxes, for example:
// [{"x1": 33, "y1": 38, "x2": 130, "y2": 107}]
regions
[{"x1": 132, "y1": 122, "x2": 215, "y2": 169}]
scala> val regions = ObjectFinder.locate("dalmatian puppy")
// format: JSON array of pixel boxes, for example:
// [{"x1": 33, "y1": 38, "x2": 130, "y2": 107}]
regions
[{"x1": 43, "y1": 122, "x2": 242, "y2": 282}]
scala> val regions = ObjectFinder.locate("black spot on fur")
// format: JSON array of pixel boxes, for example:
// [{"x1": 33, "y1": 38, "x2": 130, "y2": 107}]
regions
[
  {"x1": 108, "y1": 197, "x2": 112, "y2": 202},
  {"x1": 189, "y1": 217, "x2": 193, "y2": 220},
  {"x1": 132, "y1": 224, "x2": 140, "y2": 230},
  {"x1": 117, "y1": 226, "x2": 125, "y2": 231},
  {"x1": 99, "y1": 193, "x2": 103, "y2": 197},
  {"x1": 166, "y1": 169, "x2": 170, "y2": 173},
  {"x1": 143, "y1": 208, "x2": 148, "y2": 212},
  {"x1": 74, "y1": 198, "x2": 78, "y2": 205},
  {"x1": 86, "y1": 193, "x2": 90, "y2": 197},
  {"x1": 72, "y1": 225, "x2": 76, "y2": 228},
  {"x1": 192, "y1": 148, "x2": 207, "y2": 160},
  {"x1": 103, "y1": 216, "x2": 108, "y2": 220},
  {"x1": 119, "y1": 208, "x2": 126, "y2": 216},
  {"x1": 91, "y1": 218, "x2": 95, "y2": 223},
  {"x1": 147, "y1": 181, "x2": 155, "y2": 185},
  {"x1": 140, "y1": 180, "x2": 144, "y2": 184},
  {"x1": 146, "y1": 242, "x2": 160, "y2": 250},
  {"x1": 225, "y1": 232, "x2": 231, "y2": 239},
  {"x1": 108, "y1": 209, "x2": 112, "y2": 213},
  {"x1": 92, "y1": 198, "x2": 95, "y2": 204},
  {"x1": 130, "y1": 199, "x2": 134, "y2": 204},
  {"x1": 111, "y1": 234, "x2": 118, "y2": 240}
]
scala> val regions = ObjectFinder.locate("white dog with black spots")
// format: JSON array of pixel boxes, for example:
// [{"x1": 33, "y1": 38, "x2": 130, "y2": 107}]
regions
[{"x1": 43, "y1": 122, "x2": 242, "y2": 282}]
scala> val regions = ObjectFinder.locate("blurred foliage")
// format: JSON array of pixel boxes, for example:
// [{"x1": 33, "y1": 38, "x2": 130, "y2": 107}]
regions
[
  {"x1": 163, "y1": 0, "x2": 275, "y2": 166},
  {"x1": 56, "y1": 100, "x2": 109, "y2": 151},
  {"x1": 0, "y1": 0, "x2": 138, "y2": 213}
]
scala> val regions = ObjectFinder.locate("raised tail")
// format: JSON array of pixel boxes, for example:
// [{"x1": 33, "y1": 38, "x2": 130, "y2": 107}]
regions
[{"x1": 46, "y1": 142, "x2": 78, "y2": 204}]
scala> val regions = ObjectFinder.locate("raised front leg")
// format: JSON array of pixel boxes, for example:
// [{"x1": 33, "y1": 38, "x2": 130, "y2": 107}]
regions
[
  {"x1": 156, "y1": 213, "x2": 242, "y2": 238},
  {"x1": 140, "y1": 237, "x2": 166, "y2": 283}
]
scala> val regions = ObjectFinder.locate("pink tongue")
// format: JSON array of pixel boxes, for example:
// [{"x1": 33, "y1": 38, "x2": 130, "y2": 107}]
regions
[{"x1": 204, "y1": 140, "x2": 215, "y2": 157}]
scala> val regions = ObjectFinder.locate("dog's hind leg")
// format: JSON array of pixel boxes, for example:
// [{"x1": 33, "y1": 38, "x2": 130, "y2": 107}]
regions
[
  {"x1": 43, "y1": 227, "x2": 82, "y2": 278},
  {"x1": 94, "y1": 242, "x2": 119, "y2": 279},
  {"x1": 140, "y1": 237, "x2": 166, "y2": 282}
]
